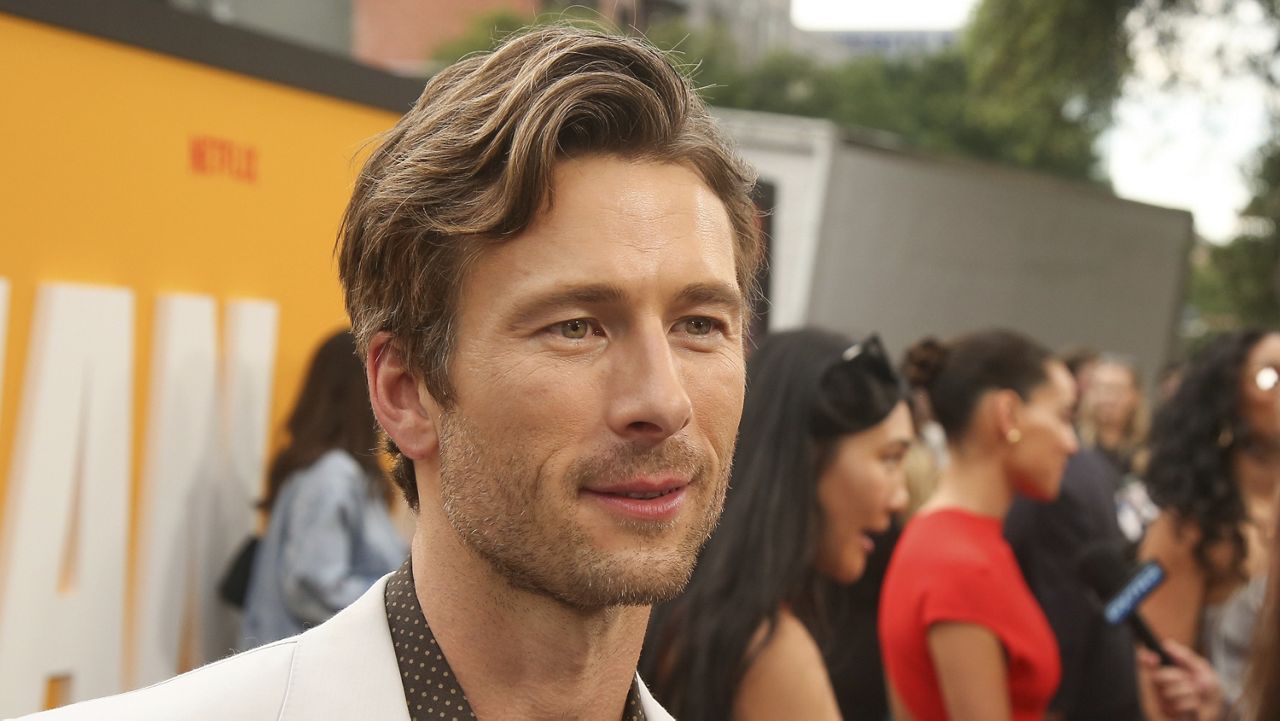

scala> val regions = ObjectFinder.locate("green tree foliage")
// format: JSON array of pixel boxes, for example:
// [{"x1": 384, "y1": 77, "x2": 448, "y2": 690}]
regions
[
  {"x1": 645, "y1": 17, "x2": 1106, "y2": 181},
  {"x1": 432, "y1": 10, "x2": 1107, "y2": 181},
  {"x1": 1190, "y1": 140, "x2": 1280, "y2": 332},
  {"x1": 962, "y1": 0, "x2": 1280, "y2": 334},
  {"x1": 433, "y1": 2, "x2": 1280, "y2": 331},
  {"x1": 430, "y1": 5, "x2": 608, "y2": 67},
  {"x1": 431, "y1": 10, "x2": 534, "y2": 67},
  {"x1": 962, "y1": 0, "x2": 1133, "y2": 177},
  {"x1": 1191, "y1": 237, "x2": 1280, "y2": 329},
  {"x1": 432, "y1": 1, "x2": 1278, "y2": 180}
]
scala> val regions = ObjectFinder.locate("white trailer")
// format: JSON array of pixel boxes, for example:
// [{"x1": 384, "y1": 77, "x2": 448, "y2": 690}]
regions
[{"x1": 716, "y1": 108, "x2": 1194, "y2": 383}]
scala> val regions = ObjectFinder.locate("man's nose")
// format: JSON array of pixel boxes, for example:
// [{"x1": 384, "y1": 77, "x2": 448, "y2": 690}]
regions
[{"x1": 605, "y1": 325, "x2": 693, "y2": 445}]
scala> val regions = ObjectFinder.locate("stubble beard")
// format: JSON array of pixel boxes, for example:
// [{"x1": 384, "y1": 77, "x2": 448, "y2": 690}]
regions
[{"x1": 436, "y1": 411, "x2": 732, "y2": 611}]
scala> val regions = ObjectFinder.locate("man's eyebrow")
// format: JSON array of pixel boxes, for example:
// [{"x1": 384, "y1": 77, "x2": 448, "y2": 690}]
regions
[
  {"x1": 506, "y1": 281, "x2": 745, "y2": 327},
  {"x1": 675, "y1": 282, "x2": 746, "y2": 314},
  {"x1": 506, "y1": 283, "x2": 628, "y2": 326}
]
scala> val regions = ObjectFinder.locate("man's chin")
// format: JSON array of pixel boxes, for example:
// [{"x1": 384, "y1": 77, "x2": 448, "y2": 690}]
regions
[
  {"x1": 555, "y1": 546, "x2": 701, "y2": 610},
  {"x1": 577, "y1": 518, "x2": 710, "y2": 577},
  {"x1": 580, "y1": 566, "x2": 698, "y2": 608}
]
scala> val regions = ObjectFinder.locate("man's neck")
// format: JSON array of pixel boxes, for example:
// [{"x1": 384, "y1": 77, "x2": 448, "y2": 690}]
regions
[{"x1": 410, "y1": 501, "x2": 648, "y2": 721}]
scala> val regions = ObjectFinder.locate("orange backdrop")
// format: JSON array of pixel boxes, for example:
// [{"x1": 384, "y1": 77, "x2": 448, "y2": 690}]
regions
[{"x1": 0, "y1": 12, "x2": 401, "y2": 566}]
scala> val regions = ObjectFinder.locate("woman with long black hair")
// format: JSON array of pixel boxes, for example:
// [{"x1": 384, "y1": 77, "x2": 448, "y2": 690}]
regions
[
  {"x1": 239, "y1": 330, "x2": 407, "y2": 649},
  {"x1": 640, "y1": 328, "x2": 914, "y2": 721},
  {"x1": 1139, "y1": 329, "x2": 1280, "y2": 718}
]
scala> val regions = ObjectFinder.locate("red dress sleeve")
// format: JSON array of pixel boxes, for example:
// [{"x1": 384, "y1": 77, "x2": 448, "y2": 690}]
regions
[
  {"x1": 919, "y1": 562, "x2": 1009, "y2": 631},
  {"x1": 881, "y1": 510, "x2": 1061, "y2": 721}
]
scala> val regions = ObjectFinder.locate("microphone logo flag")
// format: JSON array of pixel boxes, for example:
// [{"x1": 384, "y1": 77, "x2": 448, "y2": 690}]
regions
[{"x1": 1103, "y1": 561, "x2": 1165, "y2": 625}]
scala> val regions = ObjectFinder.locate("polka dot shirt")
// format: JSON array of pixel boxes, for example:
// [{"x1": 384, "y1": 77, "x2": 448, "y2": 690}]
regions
[{"x1": 384, "y1": 561, "x2": 649, "y2": 721}]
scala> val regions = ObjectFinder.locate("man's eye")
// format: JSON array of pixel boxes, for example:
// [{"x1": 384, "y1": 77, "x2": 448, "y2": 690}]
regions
[
  {"x1": 682, "y1": 317, "x2": 718, "y2": 336},
  {"x1": 555, "y1": 319, "x2": 594, "y2": 339}
]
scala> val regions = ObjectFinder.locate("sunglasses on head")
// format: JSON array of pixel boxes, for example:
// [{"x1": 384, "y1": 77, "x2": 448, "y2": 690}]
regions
[
  {"x1": 822, "y1": 334, "x2": 901, "y2": 392},
  {"x1": 811, "y1": 333, "x2": 907, "y2": 437}
]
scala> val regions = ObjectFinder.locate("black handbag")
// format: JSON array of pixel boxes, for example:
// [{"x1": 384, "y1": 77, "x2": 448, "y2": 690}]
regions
[{"x1": 217, "y1": 535, "x2": 260, "y2": 609}]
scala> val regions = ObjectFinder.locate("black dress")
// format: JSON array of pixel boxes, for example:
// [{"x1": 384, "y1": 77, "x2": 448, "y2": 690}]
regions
[{"x1": 1004, "y1": 448, "x2": 1143, "y2": 721}]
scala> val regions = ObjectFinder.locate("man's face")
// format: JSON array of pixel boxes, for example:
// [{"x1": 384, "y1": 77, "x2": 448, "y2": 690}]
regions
[
  {"x1": 434, "y1": 155, "x2": 746, "y2": 610},
  {"x1": 1087, "y1": 361, "x2": 1138, "y2": 428}
]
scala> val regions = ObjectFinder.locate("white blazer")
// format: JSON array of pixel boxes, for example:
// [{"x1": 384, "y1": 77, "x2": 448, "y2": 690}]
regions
[{"x1": 12, "y1": 575, "x2": 674, "y2": 720}]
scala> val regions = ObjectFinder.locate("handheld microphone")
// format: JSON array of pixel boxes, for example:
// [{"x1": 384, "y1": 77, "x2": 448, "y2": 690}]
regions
[{"x1": 1076, "y1": 543, "x2": 1176, "y2": 667}]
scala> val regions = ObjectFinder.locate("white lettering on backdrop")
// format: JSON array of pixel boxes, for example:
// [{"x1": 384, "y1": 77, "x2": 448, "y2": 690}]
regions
[
  {"x1": 191, "y1": 299, "x2": 278, "y2": 674},
  {"x1": 0, "y1": 284, "x2": 279, "y2": 716},
  {"x1": 131, "y1": 295, "x2": 277, "y2": 688},
  {"x1": 131, "y1": 293, "x2": 219, "y2": 687},
  {"x1": 0, "y1": 283, "x2": 135, "y2": 715}
]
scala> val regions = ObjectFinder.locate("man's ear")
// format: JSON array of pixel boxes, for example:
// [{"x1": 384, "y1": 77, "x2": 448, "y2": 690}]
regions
[{"x1": 367, "y1": 332, "x2": 439, "y2": 460}]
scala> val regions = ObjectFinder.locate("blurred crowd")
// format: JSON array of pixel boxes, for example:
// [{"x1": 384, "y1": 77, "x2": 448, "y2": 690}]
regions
[
  {"x1": 246, "y1": 324, "x2": 1280, "y2": 721},
  {"x1": 634, "y1": 325, "x2": 1280, "y2": 721}
]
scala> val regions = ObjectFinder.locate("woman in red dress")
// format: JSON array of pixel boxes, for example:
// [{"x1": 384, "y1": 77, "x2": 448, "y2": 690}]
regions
[{"x1": 880, "y1": 330, "x2": 1077, "y2": 721}]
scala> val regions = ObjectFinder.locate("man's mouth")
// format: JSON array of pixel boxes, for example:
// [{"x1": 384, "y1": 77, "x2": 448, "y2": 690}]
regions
[
  {"x1": 614, "y1": 488, "x2": 682, "y2": 500},
  {"x1": 583, "y1": 474, "x2": 689, "y2": 495},
  {"x1": 581, "y1": 477, "x2": 690, "y2": 522}
]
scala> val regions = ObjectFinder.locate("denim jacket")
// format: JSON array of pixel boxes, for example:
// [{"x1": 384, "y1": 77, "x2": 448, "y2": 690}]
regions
[{"x1": 240, "y1": 450, "x2": 407, "y2": 649}]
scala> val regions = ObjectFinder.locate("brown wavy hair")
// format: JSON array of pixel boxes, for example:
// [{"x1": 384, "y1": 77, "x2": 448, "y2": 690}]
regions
[
  {"x1": 1145, "y1": 330, "x2": 1268, "y2": 587},
  {"x1": 261, "y1": 330, "x2": 386, "y2": 512},
  {"x1": 336, "y1": 24, "x2": 762, "y2": 508}
]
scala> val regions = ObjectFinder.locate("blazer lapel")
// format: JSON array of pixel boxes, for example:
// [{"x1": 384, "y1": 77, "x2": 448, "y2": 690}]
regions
[
  {"x1": 278, "y1": 574, "x2": 410, "y2": 721},
  {"x1": 275, "y1": 573, "x2": 672, "y2": 721},
  {"x1": 636, "y1": 675, "x2": 675, "y2": 721}
]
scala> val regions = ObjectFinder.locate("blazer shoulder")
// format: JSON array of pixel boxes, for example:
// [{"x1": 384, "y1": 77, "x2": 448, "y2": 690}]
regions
[{"x1": 14, "y1": 641, "x2": 298, "y2": 721}]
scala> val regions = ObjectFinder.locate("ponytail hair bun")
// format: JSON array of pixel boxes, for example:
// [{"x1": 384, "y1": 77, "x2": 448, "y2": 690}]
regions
[
  {"x1": 903, "y1": 337, "x2": 948, "y2": 390},
  {"x1": 905, "y1": 329, "x2": 1052, "y2": 439}
]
